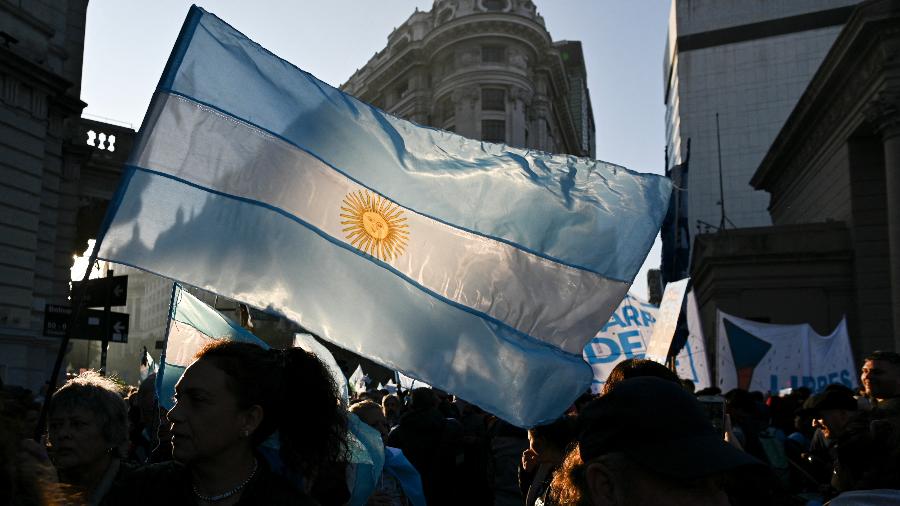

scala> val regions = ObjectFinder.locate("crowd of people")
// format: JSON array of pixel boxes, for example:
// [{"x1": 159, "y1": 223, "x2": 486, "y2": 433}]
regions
[{"x1": 2, "y1": 344, "x2": 900, "y2": 505}]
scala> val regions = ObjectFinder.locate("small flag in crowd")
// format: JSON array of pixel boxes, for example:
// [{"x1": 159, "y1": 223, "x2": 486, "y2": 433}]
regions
[
  {"x1": 348, "y1": 365, "x2": 366, "y2": 396},
  {"x1": 398, "y1": 372, "x2": 431, "y2": 391},
  {"x1": 96, "y1": 6, "x2": 670, "y2": 426},
  {"x1": 139, "y1": 346, "x2": 157, "y2": 381},
  {"x1": 156, "y1": 284, "x2": 268, "y2": 411}
]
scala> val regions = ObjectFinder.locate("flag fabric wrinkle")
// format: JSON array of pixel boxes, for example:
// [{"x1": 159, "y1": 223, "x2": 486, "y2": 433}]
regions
[{"x1": 100, "y1": 6, "x2": 671, "y2": 427}]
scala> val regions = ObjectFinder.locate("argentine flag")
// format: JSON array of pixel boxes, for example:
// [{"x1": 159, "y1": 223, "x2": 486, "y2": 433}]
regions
[{"x1": 97, "y1": 6, "x2": 671, "y2": 426}]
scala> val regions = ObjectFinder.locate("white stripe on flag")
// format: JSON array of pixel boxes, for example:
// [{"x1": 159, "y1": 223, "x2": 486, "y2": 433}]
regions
[
  {"x1": 131, "y1": 93, "x2": 629, "y2": 354},
  {"x1": 164, "y1": 320, "x2": 217, "y2": 367}
]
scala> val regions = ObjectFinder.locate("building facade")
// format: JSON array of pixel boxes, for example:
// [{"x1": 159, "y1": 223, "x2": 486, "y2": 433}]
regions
[
  {"x1": 0, "y1": 1, "x2": 91, "y2": 391},
  {"x1": 662, "y1": 0, "x2": 861, "y2": 282},
  {"x1": 692, "y1": 0, "x2": 900, "y2": 378},
  {"x1": 341, "y1": 0, "x2": 595, "y2": 158}
]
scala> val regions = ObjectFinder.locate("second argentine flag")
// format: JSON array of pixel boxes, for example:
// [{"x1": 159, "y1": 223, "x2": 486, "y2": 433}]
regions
[{"x1": 97, "y1": 6, "x2": 671, "y2": 426}]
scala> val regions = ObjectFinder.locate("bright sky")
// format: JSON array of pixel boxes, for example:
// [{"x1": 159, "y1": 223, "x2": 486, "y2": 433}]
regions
[{"x1": 81, "y1": 0, "x2": 671, "y2": 299}]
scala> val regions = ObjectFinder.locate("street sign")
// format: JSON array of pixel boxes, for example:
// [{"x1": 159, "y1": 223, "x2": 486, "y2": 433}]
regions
[
  {"x1": 43, "y1": 304, "x2": 71, "y2": 337},
  {"x1": 80, "y1": 310, "x2": 130, "y2": 343},
  {"x1": 41, "y1": 304, "x2": 129, "y2": 343},
  {"x1": 71, "y1": 275, "x2": 128, "y2": 307}
]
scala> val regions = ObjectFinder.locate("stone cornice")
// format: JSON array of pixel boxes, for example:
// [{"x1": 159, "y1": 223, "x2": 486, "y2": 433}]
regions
[
  {"x1": 690, "y1": 222, "x2": 853, "y2": 288},
  {"x1": 752, "y1": 0, "x2": 900, "y2": 192},
  {"x1": 424, "y1": 15, "x2": 551, "y2": 58},
  {"x1": 0, "y1": 1, "x2": 55, "y2": 37},
  {"x1": 345, "y1": 14, "x2": 552, "y2": 93},
  {"x1": 0, "y1": 45, "x2": 72, "y2": 96}
]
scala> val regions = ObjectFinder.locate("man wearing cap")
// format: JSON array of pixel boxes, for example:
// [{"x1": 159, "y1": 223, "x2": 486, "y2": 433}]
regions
[
  {"x1": 860, "y1": 351, "x2": 900, "y2": 413},
  {"x1": 798, "y1": 385, "x2": 860, "y2": 490},
  {"x1": 802, "y1": 386, "x2": 859, "y2": 442},
  {"x1": 577, "y1": 377, "x2": 770, "y2": 505}
]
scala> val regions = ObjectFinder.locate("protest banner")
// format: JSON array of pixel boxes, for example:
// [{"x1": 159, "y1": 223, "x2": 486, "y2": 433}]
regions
[
  {"x1": 716, "y1": 311, "x2": 856, "y2": 394},
  {"x1": 645, "y1": 278, "x2": 690, "y2": 363},
  {"x1": 677, "y1": 291, "x2": 711, "y2": 389},
  {"x1": 583, "y1": 292, "x2": 710, "y2": 392}
]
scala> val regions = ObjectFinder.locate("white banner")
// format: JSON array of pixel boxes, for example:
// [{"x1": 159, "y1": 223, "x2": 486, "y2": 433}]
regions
[
  {"x1": 716, "y1": 311, "x2": 856, "y2": 394},
  {"x1": 675, "y1": 291, "x2": 711, "y2": 389},
  {"x1": 583, "y1": 292, "x2": 710, "y2": 393},
  {"x1": 645, "y1": 278, "x2": 690, "y2": 363}
]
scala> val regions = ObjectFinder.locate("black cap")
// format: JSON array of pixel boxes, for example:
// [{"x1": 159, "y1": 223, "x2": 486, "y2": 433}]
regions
[
  {"x1": 578, "y1": 377, "x2": 761, "y2": 479},
  {"x1": 800, "y1": 387, "x2": 857, "y2": 416}
]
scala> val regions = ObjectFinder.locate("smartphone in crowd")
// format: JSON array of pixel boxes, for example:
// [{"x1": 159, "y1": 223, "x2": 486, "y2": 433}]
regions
[{"x1": 697, "y1": 395, "x2": 726, "y2": 435}]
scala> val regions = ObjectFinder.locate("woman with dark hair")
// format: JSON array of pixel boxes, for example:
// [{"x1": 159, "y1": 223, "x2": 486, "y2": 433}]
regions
[
  {"x1": 519, "y1": 415, "x2": 577, "y2": 506},
  {"x1": 106, "y1": 340, "x2": 348, "y2": 505}
]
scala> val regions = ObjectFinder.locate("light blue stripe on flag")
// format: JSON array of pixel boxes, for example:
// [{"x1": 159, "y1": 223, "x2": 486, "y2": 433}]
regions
[
  {"x1": 103, "y1": 6, "x2": 672, "y2": 427},
  {"x1": 156, "y1": 284, "x2": 268, "y2": 411}
]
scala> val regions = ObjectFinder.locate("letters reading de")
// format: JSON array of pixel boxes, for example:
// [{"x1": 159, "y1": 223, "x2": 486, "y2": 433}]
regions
[{"x1": 341, "y1": 189, "x2": 409, "y2": 262}]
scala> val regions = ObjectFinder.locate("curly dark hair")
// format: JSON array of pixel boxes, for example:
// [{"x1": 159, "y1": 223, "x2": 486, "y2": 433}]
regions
[
  {"x1": 196, "y1": 341, "x2": 348, "y2": 478},
  {"x1": 548, "y1": 443, "x2": 589, "y2": 506}
]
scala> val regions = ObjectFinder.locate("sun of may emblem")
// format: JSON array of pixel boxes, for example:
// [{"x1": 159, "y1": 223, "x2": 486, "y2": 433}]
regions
[{"x1": 340, "y1": 190, "x2": 409, "y2": 261}]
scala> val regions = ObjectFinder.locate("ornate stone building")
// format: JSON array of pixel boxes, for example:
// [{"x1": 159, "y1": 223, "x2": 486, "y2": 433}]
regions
[
  {"x1": 0, "y1": 1, "x2": 139, "y2": 390},
  {"x1": 1, "y1": 1, "x2": 88, "y2": 390},
  {"x1": 341, "y1": 0, "x2": 595, "y2": 158}
]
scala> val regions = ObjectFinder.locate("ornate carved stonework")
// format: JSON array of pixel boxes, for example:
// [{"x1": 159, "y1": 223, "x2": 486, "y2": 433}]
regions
[
  {"x1": 452, "y1": 85, "x2": 480, "y2": 109},
  {"x1": 340, "y1": 1, "x2": 594, "y2": 157},
  {"x1": 863, "y1": 91, "x2": 900, "y2": 137},
  {"x1": 509, "y1": 85, "x2": 533, "y2": 106},
  {"x1": 754, "y1": 19, "x2": 900, "y2": 197}
]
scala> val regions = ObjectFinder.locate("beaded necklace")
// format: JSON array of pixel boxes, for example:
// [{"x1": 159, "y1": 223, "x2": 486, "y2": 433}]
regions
[{"x1": 192, "y1": 458, "x2": 258, "y2": 503}]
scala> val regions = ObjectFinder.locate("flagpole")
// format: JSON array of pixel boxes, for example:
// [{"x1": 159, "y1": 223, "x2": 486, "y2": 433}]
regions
[{"x1": 33, "y1": 243, "x2": 104, "y2": 440}]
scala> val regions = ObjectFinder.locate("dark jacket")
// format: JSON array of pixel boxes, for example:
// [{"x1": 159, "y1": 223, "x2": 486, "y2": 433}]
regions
[
  {"x1": 102, "y1": 458, "x2": 317, "y2": 506},
  {"x1": 387, "y1": 407, "x2": 463, "y2": 506}
]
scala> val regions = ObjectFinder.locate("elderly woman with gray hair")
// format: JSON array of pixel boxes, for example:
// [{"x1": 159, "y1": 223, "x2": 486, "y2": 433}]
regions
[{"x1": 47, "y1": 370, "x2": 129, "y2": 504}]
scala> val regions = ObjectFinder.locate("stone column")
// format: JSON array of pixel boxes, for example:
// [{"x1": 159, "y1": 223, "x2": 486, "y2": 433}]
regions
[
  {"x1": 508, "y1": 85, "x2": 532, "y2": 148},
  {"x1": 868, "y1": 92, "x2": 900, "y2": 350},
  {"x1": 451, "y1": 85, "x2": 480, "y2": 140}
]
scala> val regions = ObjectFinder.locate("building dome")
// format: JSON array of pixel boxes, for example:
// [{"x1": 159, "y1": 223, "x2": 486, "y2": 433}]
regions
[{"x1": 341, "y1": 0, "x2": 593, "y2": 157}]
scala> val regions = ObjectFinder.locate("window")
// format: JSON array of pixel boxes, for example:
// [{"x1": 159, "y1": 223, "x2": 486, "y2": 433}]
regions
[
  {"x1": 482, "y1": 0, "x2": 507, "y2": 11},
  {"x1": 481, "y1": 120, "x2": 506, "y2": 143},
  {"x1": 439, "y1": 96, "x2": 455, "y2": 122},
  {"x1": 482, "y1": 45, "x2": 506, "y2": 63},
  {"x1": 481, "y1": 88, "x2": 505, "y2": 111}
]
